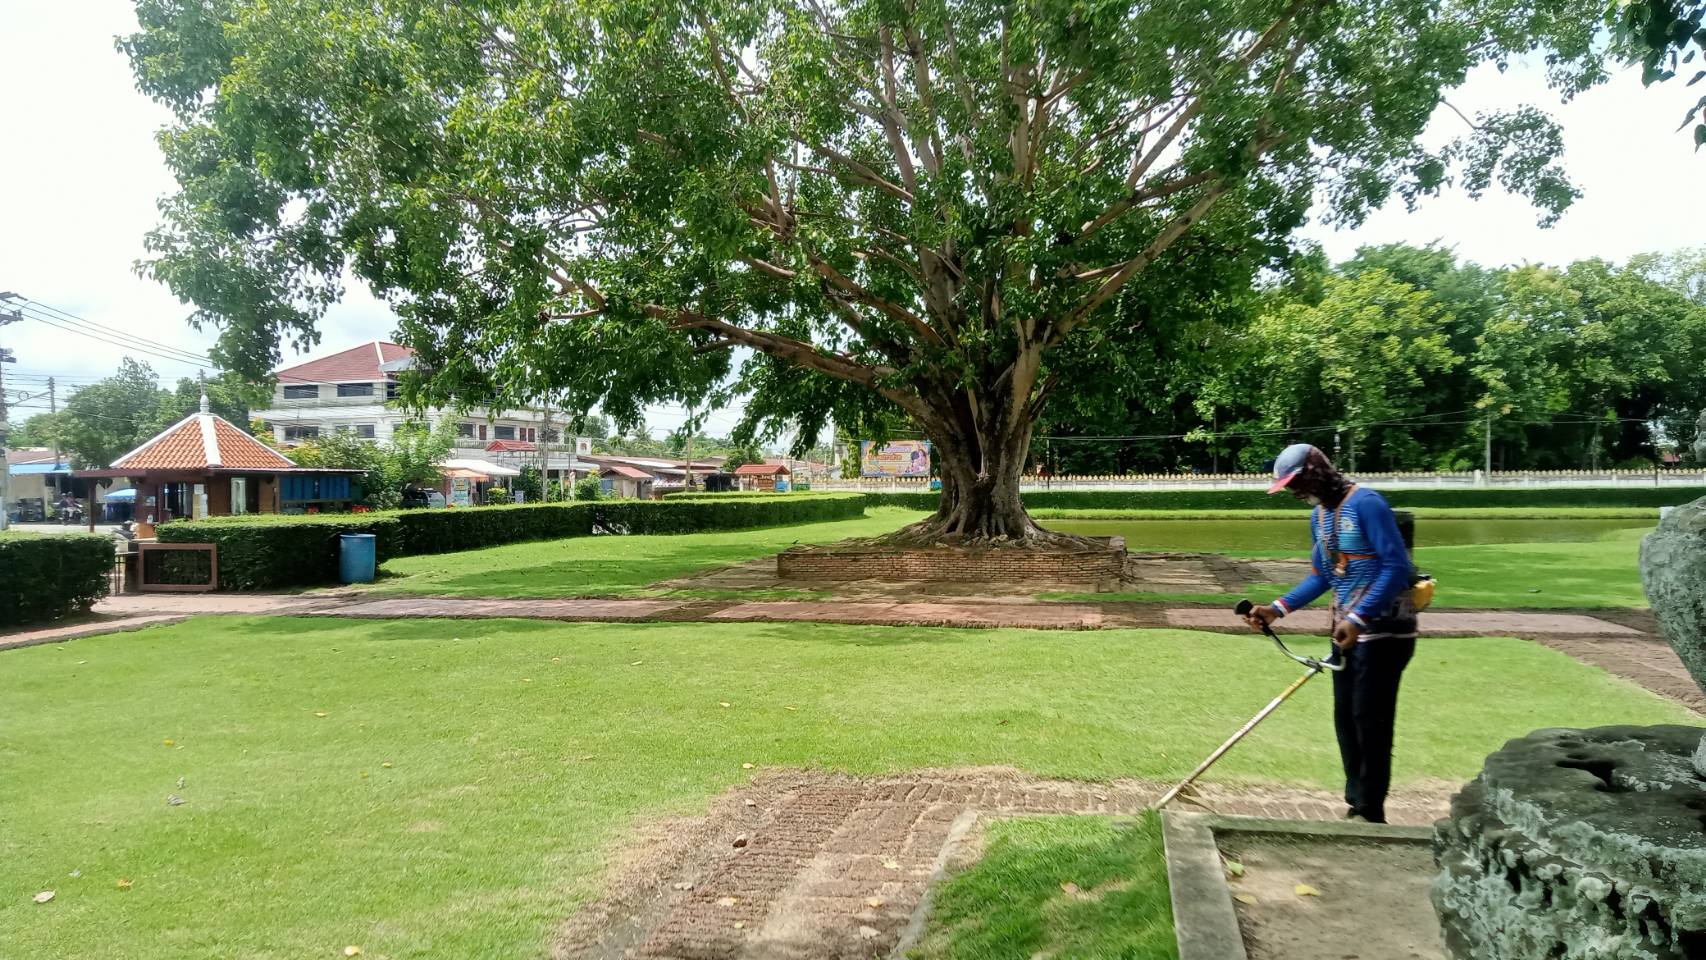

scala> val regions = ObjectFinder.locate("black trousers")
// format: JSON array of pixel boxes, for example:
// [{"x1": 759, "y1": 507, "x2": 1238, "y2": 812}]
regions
[{"x1": 1332, "y1": 636, "x2": 1416, "y2": 823}]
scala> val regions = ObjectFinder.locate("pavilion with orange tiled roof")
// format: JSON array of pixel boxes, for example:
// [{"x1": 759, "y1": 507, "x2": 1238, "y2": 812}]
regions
[{"x1": 76, "y1": 395, "x2": 362, "y2": 535}]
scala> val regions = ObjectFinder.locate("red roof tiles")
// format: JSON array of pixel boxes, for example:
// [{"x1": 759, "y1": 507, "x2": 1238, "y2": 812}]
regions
[
  {"x1": 113, "y1": 413, "x2": 296, "y2": 471},
  {"x1": 733, "y1": 463, "x2": 790, "y2": 475},
  {"x1": 601, "y1": 464, "x2": 655, "y2": 480},
  {"x1": 275, "y1": 341, "x2": 413, "y2": 383}
]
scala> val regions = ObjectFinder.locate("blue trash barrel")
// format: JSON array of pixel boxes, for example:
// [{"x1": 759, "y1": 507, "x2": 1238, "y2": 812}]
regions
[{"x1": 339, "y1": 533, "x2": 377, "y2": 584}]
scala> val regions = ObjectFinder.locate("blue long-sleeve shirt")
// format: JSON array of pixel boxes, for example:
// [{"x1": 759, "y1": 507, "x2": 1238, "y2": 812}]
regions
[{"x1": 1272, "y1": 486, "x2": 1413, "y2": 637}]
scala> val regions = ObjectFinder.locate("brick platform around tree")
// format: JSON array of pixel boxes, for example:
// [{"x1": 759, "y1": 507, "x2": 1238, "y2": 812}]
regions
[{"x1": 775, "y1": 537, "x2": 1126, "y2": 584}]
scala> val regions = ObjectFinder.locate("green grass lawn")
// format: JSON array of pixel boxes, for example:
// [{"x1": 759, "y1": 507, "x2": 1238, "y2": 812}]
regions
[
  {"x1": 367, "y1": 507, "x2": 929, "y2": 597},
  {"x1": 2, "y1": 616, "x2": 1691, "y2": 959},
  {"x1": 910, "y1": 814, "x2": 1175, "y2": 960}
]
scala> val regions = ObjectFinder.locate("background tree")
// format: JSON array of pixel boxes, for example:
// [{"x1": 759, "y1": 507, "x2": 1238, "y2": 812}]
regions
[
  {"x1": 7, "y1": 413, "x2": 63, "y2": 451},
  {"x1": 128, "y1": 0, "x2": 1607, "y2": 541},
  {"x1": 55, "y1": 359, "x2": 169, "y2": 468}
]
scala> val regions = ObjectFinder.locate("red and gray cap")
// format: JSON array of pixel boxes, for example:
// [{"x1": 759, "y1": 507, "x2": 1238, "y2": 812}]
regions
[{"x1": 1267, "y1": 443, "x2": 1320, "y2": 494}]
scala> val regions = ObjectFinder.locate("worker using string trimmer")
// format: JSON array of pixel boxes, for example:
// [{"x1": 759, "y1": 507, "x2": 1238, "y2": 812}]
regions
[{"x1": 1241, "y1": 443, "x2": 1419, "y2": 823}]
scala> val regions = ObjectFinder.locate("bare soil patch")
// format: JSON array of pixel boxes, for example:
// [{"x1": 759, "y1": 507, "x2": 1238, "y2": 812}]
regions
[{"x1": 1219, "y1": 834, "x2": 1444, "y2": 960}]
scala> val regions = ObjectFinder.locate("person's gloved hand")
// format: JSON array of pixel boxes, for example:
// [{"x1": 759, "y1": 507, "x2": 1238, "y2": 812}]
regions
[
  {"x1": 1243, "y1": 604, "x2": 1281, "y2": 631},
  {"x1": 1332, "y1": 620, "x2": 1362, "y2": 650}
]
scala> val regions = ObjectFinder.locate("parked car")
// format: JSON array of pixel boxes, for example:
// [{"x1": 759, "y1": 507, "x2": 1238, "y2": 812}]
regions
[{"x1": 400, "y1": 488, "x2": 446, "y2": 509}]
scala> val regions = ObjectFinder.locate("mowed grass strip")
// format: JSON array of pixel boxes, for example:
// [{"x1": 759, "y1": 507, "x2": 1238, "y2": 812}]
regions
[
  {"x1": 1, "y1": 617, "x2": 1691, "y2": 959},
  {"x1": 369, "y1": 507, "x2": 929, "y2": 597},
  {"x1": 909, "y1": 813, "x2": 1175, "y2": 960}
]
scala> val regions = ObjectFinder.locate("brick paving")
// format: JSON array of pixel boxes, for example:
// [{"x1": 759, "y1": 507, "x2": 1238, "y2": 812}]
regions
[{"x1": 559, "y1": 772, "x2": 1451, "y2": 960}]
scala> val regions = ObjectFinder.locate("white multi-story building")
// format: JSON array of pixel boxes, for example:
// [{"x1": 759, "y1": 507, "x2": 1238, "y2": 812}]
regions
[{"x1": 253, "y1": 340, "x2": 560, "y2": 454}]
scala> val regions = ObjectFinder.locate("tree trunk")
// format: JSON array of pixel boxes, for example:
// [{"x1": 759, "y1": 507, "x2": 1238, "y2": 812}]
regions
[{"x1": 880, "y1": 394, "x2": 1090, "y2": 548}]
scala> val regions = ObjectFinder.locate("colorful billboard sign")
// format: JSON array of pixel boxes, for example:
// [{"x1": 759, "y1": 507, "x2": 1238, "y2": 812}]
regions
[{"x1": 860, "y1": 440, "x2": 932, "y2": 478}]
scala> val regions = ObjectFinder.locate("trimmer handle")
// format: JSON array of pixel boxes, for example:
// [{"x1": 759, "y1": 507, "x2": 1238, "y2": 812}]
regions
[{"x1": 1234, "y1": 599, "x2": 1345, "y2": 673}]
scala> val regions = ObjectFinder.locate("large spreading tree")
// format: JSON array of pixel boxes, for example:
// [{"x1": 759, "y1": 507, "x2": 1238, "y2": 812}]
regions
[{"x1": 128, "y1": 0, "x2": 1606, "y2": 542}]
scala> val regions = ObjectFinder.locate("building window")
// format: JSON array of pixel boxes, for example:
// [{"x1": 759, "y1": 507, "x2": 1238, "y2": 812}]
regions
[
  {"x1": 457, "y1": 422, "x2": 475, "y2": 438},
  {"x1": 332, "y1": 425, "x2": 349, "y2": 434},
  {"x1": 495, "y1": 425, "x2": 516, "y2": 441},
  {"x1": 337, "y1": 383, "x2": 374, "y2": 398},
  {"x1": 283, "y1": 384, "x2": 319, "y2": 400},
  {"x1": 525, "y1": 427, "x2": 537, "y2": 442},
  {"x1": 283, "y1": 425, "x2": 320, "y2": 441},
  {"x1": 355, "y1": 424, "x2": 376, "y2": 439},
  {"x1": 386, "y1": 379, "x2": 400, "y2": 400},
  {"x1": 479, "y1": 424, "x2": 487, "y2": 441},
  {"x1": 230, "y1": 477, "x2": 248, "y2": 516}
]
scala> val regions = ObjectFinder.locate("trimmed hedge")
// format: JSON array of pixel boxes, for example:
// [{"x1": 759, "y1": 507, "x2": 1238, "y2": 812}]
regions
[
  {"x1": 159, "y1": 514, "x2": 404, "y2": 591},
  {"x1": 863, "y1": 486, "x2": 1706, "y2": 511},
  {"x1": 156, "y1": 494, "x2": 867, "y2": 589},
  {"x1": 596, "y1": 493, "x2": 866, "y2": 533},
  {"x1": 393, "y1": 502, "x2": 595, "y2": 555},
  {"x1": 0, "y1": 533, "x2": 115, "y2": 626}
]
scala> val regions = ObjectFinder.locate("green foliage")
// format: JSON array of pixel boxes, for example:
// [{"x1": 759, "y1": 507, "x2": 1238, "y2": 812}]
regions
[
  {"x1": 0, "y1": 534, "x2": 114, "y2": 626},
  {"x1": 277, "y1": 419, "x2": 456, "y2": 509},
  {"x1": 572, "y1": 475, "x2": 604, "y2": 501},
  {"x1": 7, "y1": 412, "x2": 63, "y2": 450},
  {"x1": 594, "y1": 493, "x2": 865, "y2": 534},
  {"x1": 124, "y1": 0, "x2": 1612, "y2": 518},
  {"x1": 720, "y1": 442, "x2": 764, "y2": 472},
  {"x1": 388, "y1": 503, "x2": 597, "y2": 555},
  {"x1": 1610, "y1": 0, "x2": 1706, "y2": 145},
  {"x1": 159, "y1": 514, "x2": 404, "y2": 590},
  {"x1": 55, "y1": 359, "x2": 171, "y2": 468}
]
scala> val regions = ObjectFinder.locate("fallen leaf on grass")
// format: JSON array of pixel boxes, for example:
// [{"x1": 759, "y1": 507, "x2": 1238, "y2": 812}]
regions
[
  {"x1": 314, "y1": 712, "x2": 327, "y2": 718},
  {"x1": 672, "y1": 881, "x2": 694, "y2": 891},
  {"x1": 629, "y1": 660, "x2": 642, "y2": 666},
  {"x1": 784, "y1": 705, "x2": 797, "y2": 712},
  {"x1": 719, "y1": 701, "x2": 731, "y2": 708},
  {"x1": 165, "y1": 795, "x2": 184, "y2": 806},
  {"x1": 1060, "y1": 883, "x2": 1080, "y2": 895},
  {"x1": 381, "y1": 762, "x2": 393, "y2": 769},
  {"x1": 733, "y1": 921, "x2": 745, "y2": 930},
  {"x1": 176, "y1": 776, "x2": 186, "y2": 789},
  {"x1": 33, "y1": 891, "x2": 54, "y2": 904},
  {"x1": 866, "y1": 897, "x2": 885, "y2": 908},
  {"x1": 1233, "y1": 893, "x2": 1258, "y2": 905},
  {"x1": 742, "y1": 762, "x2": 754, "y2": 770},
  {"x1": 162, "y1": 738, "x2": 175, "y2": 746},
  {"x1": 344, "y1": 947, "x2": 363, "y2": 956},
  {"x1": 716, "y1": 896, "x2": 739, "y2": 907},
  {"x1": 1294, "y1": 884, "x2": 1320, "y2": 897},
  {"x1": 521, "y1": 678, "x2": 533, "y2": 683},
  {"x1": 116, "y1": 879, "x2": 132, "y2": 891},
  {"x1": 882, "y1": 860, "x2": 900, "y2": 870},
  {"x1": 1224, "y1": 860, "x2": 1245, "y2": 879}
]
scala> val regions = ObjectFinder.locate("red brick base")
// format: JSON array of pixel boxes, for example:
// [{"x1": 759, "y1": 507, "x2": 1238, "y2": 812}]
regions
[{"x1": 777, "y1": 537, "x2": 1126, "y2": 584}]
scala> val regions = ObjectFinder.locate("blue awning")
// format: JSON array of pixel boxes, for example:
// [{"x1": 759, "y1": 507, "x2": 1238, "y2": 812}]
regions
[
  {"x1": 8, "y1": 462, "x2": 70, "y2": 475},
  {"x1": 105, "y1": 488, "x2": 137, "y2": 502}
]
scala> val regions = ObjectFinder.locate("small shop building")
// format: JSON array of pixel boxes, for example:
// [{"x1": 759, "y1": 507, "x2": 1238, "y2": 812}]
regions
[
  {"x1": 75, "y1": 397, "x2": 359, "y2": 536},
  {"x1": 600, "y1": 464, "x2": 656, "y2": 499},
  {"x1": 733, "y1": 462, "x2": 791, "y2": 492}
]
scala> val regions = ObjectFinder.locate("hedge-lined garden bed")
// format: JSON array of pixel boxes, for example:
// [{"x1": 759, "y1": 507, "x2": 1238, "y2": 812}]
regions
[
  {"x1": 0, "y1": 533, "x2": 115, "y2": 627},
  {"x1": 157, "y1": 494, "x2": 868, "y2": 590},
  {"x1": 862, "y1": 487, "x2": 1706, "y2": 511}
]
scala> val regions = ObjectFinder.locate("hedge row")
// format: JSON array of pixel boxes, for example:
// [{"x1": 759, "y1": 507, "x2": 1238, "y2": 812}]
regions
[
  {"x1": 159, "y1": 514, "x2": 405, "y2": 591},
  {"x1": 861, "y1": 486, "x2": 1706, "y2": 511},
  {"x1": 0, "y1": 534, "x2": 115, "y2": 627},
  {"x1": 157, "y1": 494, "x2": 868, "y2": 589}
]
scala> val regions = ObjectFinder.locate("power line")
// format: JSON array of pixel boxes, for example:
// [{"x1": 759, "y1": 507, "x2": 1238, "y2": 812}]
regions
[{"x1": 22, "y1": 298, "x2": 216, "y2": 365}]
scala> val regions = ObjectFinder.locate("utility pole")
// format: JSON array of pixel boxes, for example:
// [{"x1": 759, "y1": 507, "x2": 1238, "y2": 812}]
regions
[
  {"x1": 48, "y1": 376, "x2": 60, "y2": 468},
  {"x1": 1484, "y1": 412, "x2": 1493, "y2": 478},
  {"x1": 538, "y1": 403, "x2": 552, "y2": 501},
  {"x1": 0, "y1": 305, "x2": 21, "y2": 531}
]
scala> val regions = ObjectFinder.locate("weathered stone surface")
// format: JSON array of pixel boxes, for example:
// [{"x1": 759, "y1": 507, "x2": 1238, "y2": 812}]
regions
[
  {"x1": 1640, "y1": 497, "x2": 1706, "y2": 774},
  {"x1": 1694, "y1": 410, "x2": 1706, "y2": 465},
  {"x1": 1433, "y1": 726, "x2": 1706, "y2": 959}
]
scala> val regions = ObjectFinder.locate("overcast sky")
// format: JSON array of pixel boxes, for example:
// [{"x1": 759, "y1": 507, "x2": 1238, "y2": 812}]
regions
[{"x1": 3, "y1": 1, "x2": 1703, "y2": 438}]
